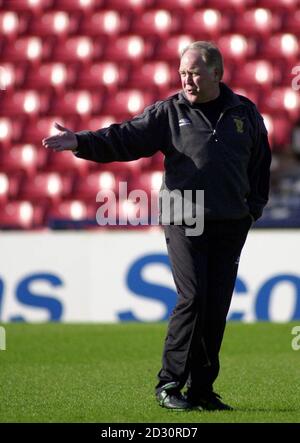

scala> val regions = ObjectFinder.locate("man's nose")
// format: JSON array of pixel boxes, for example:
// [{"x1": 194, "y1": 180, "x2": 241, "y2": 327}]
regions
[{"x1": 186, "y1": 74, "x2": 193, "y2": 84}]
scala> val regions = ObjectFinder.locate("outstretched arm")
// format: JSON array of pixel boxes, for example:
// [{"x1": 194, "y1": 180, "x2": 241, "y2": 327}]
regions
[{"x1": 42, "y1": 102, "x2": 168, "y2": 163}]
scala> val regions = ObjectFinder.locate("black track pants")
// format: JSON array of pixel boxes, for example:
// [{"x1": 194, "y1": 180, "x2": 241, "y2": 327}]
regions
[{"x1": 156, "y1": 216, "x2": 252, "y2": 395}]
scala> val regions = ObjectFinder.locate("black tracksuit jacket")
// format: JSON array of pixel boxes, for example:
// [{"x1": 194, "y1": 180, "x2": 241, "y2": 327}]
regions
[{"x1": 74, "y1": 83, "x2": 271, "y2": 222}]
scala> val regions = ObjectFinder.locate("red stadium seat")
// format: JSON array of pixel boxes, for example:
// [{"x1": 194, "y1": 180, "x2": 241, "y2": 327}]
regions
[
  {"x1": 50, "y1": 0, "x2": 103, "y2": 10},
  {"x1": 181, "y1": 9, "x2": 231, "y2": 39},
  {"x1": 103, "y1": 36, "x2": 154, "y2": 62},
  {"x1": 127, "y1": 62, "x2": 172, "y2": 90},
  {"x1": 154, "y1": 0, "x2": 198, "y2": 11},
  {"x1": 0, "y1": 62, "x2": 27, "y2": 90},
  {"x1": 104, "y1": 0, "x2": 154, "y2": 11},
  {"x1": 76, "y1": 115, "x2": 118, "y2": 131},
  {"x1": 1, "y1": 37, "x2": 49, "y2": 63},
  {"x1": 48, "y1": 199, "x2": 95, "y2": 222},
  {"x1": 46, "y1": 150, "x2": 89, "y2": 176},
  {"x1": 76, "y1": 62, "x2": 128, "y2": 90},
  {"x1": 217, "y1": 34, "x2": 257, "y2": 62},
  {"x1": 30, "y1": 11, "x2": 80, "y2": 36},
  {"x1": 232, "y1": 8, "x2": 281, "y2": 35},
  {"x1": 50, "y1": 90, "x2": 103, "y2": 116},
  {"x1": 0, "y1": 118, "x2": 14, "y2": 145},
  {"x1": 73, "y1": 171, "x2": 127, "y2": 201},
  {"x1": 0, "y1": 11, "x2": 28, "y2": 37},
  {"x1": 0, "y1": 173, "x2": 22, "y2": 204},
  {"x1": 1, "y1": 144, "x2": 47, "y2": 177},
  {"x1": 206, "y1": 0, "x2": 256, "y2": 10},
  {"x1": 102, "y1": 89, "x2": 154, "y2": 116},
  {"x1": 2, "y1": 0, "x2": 54, "y2": 12},
  {"x1": 130, "y1": 10, "x2": 180, "y2": 36},
  {"x1": 282, "y1": 10, "x2": 300, "y2": 34},
  {"x1": 79, "y1": 10, "x2": 130, "y2": 36},
  {"x1": 0, "y1": 201, "x2": 45, "y2": 229},
  {"x1": 51, "y1": 36, "x2": 97, "y2": 62},
  {"x1": 0, "y1": 90, "x2": 51, "y2": 117},
  {"x1": 259, "y1": 33, "x2": 299, "y2": 61},
  {"x1": 231, "y1": 60, "x2": 281, "y2": 88},
  {"x1": 261, "y1": 113, "x2": 292, "y2": 151},
  {"x1": 19, "y1": 172, "x2": 73, "y2": 203},
  {"x1": 260, "y1": 87, "x2": 300, "y2": 121},
  {"x1": 155, "y1": 35, "x2": 193, "y2": 60},
  {"x1": 255, "y1": 0, "x2": 298, "y2": 11},
  {"x1": 24, "y1": 62, "x2": 77, "y2": 90},
  {"x1": 272, "y1": 116, "x2": 292, "y2": 149}
]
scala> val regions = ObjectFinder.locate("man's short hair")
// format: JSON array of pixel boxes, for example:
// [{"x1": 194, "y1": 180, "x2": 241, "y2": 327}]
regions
[{"x1": 181, "y1": 41, "x2": 224, "y2": 81}]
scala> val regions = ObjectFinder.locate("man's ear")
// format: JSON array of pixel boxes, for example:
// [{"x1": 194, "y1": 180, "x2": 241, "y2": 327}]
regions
[{"x1": 213, "y1": 68, "x2": 220, "y2": 82}]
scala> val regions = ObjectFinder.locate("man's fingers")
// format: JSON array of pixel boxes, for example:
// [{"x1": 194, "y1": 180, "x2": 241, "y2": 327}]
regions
[
  {"x1": 54, "y1": 122, "x2": 70, "y2": 132},
  {"x1": 42, "y1": 136, "x2": 58, "y2": 144},
  {"x1": 44, "y1": 142, "x2": 61, "y2": 149}
]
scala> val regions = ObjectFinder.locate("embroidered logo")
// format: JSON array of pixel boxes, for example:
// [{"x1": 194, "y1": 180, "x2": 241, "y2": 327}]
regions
[
  {"x1": 233, "y1": 117, "x2": 244, "y2": 133},
  {"x1": 179, "y1": 118, "x2": 192, "y2": 127}
]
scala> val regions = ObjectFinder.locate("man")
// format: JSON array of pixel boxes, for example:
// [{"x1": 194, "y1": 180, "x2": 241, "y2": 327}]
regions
[{"x1": 43, "y1": 41, "x2": 271, "y2": 411}]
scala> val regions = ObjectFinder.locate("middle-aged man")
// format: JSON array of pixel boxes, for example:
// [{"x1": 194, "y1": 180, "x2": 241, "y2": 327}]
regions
[{"x1": 43, "y1": 41, "x2": 271, "y2": 411}]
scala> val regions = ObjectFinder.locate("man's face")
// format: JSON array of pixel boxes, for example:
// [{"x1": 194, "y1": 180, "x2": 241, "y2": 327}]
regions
[{"x1": 179, "y1": 49, "x2": 219, "y2": 103}]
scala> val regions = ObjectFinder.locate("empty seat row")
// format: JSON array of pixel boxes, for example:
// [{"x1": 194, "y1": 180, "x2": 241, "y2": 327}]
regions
[
  {"x1": 1, "y1": 33, "x2": 299, "y2": 62},
  {"x1": 1, "y1": 87, "x2": 299, "y2": 122},
  {"x1": 3, "y1": 0, "x2": 300, "y2": 13},
  {"x1": 2, "y1": 9, "x2": 300, "y2": 38},
  {"x1": 0, "y1": 197, "x2": 161, "y2": 230},
  {"x1": 0, "y1": 170, "x2": 164, "y2": 203},
  {"x1": 2, "y1": 59, "x2": 297, "y2": 92},
  {"x1": 0, "y1": 144, "x2": 164, "y2": 175}
]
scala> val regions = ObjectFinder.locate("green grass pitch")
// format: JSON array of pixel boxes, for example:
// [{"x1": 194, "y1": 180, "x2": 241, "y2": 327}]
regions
[{"x1": 0, "y1": 322, "x2": 300, "y2": 423}]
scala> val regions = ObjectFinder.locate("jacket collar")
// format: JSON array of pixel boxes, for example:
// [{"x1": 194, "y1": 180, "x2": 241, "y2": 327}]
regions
[{"x1": 177, "y1": 82, "x2": 243, "y2": 109}]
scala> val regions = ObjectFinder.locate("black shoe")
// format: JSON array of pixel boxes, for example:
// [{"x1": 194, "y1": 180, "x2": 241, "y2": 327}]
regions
[
  {"x1": 156, "y1": 388, "x2": 193, "y2": 411},
  {"x1": 184, "y1": 391, "x2": 233, "y2": 411}
]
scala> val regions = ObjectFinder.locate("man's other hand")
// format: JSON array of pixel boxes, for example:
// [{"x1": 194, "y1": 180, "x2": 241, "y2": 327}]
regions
[{"x1": 42, "y1": 122, "x2": 78, "y2": 151}]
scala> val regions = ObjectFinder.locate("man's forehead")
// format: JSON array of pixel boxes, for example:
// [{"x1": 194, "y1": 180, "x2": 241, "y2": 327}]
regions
[{"x1": 179, "y1": 50, "x2": 205, "y2": 68}]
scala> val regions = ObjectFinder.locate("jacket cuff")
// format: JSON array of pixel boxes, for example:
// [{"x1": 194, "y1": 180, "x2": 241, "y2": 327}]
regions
[{"x1": 73, "y1": 133, "x2": 90, "y2": 159}]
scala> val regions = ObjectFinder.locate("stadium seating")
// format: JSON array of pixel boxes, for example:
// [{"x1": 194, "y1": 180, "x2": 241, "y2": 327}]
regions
[
  {"x1": 0, "y1": 200, "x2": 45, "y2": 229},
  {"x1": 24, "y1": 62, "x2": 77, "y2": 90},
  {"x1": 19, "y1": 172, "x2": 74, "y2": 204},
  {"x1": 0, "y1": 144, "x2": 47, "y2": 177},
  {"x1": 46, "y1": 149, "x2": 89, "y2": 176},
  {"x1": 180, "y1": 9, "x2": 231, "y2": 39},
  {"x1": 79, "y1": 10, "x2": 131, "y2": 36},
  {"x1": 76, "y1": 62, "x2": 128, "y2": 90},
  {"x1": 231, "y1": 8, "x2": 282, "y2": 36},
  {"x1": 73, "y1": 171, "x2": 127, "y2": 202},
  {"x1": 47, "y1": 199, "x2": 96, "y2": 225},
  {"x1": 0, "y1": 173, "x2": 22, "y2": 204},
  {"x1": 0, "y1": 0, "x2": 300, "y2": 229}
]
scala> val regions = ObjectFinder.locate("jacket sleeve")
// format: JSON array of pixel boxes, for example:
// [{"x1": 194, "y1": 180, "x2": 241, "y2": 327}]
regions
[
  {"x1": 247, "y1": 107, "x2": 272, "y2": 221},
  {"x1": 73, "y1": 102, "x2": 167, "y2": 163}
]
